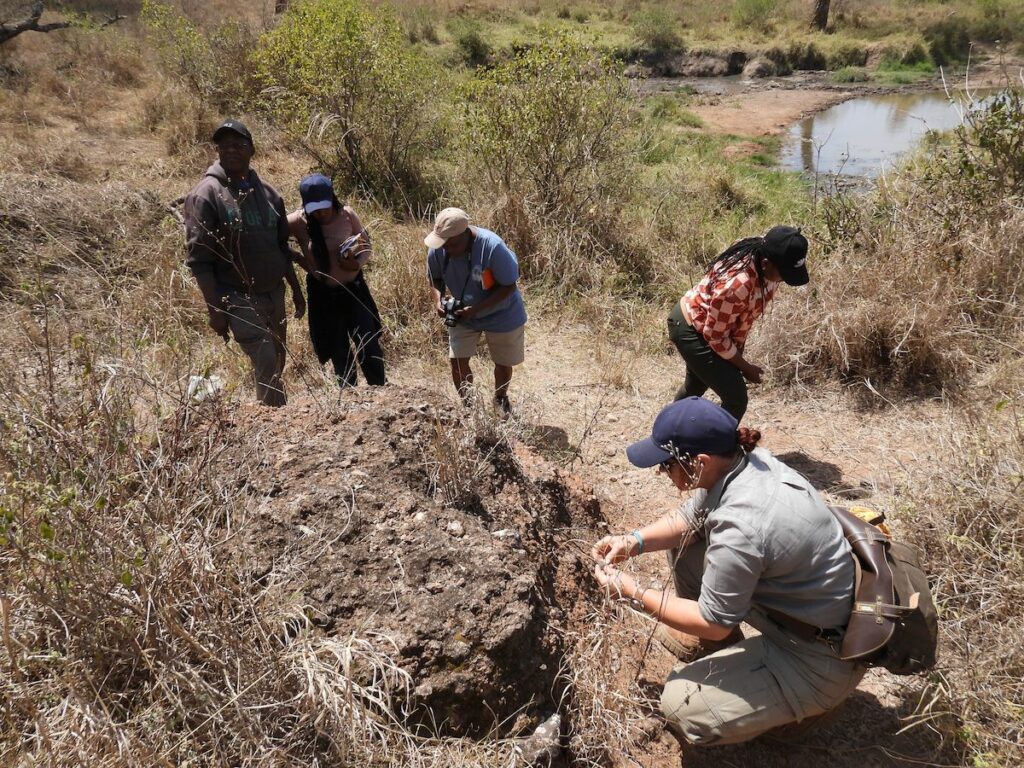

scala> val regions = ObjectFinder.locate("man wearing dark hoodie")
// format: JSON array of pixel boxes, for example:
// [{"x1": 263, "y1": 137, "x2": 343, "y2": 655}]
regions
[{"x1": 183, "y1": 119, "x2": 305, "y2": 407}]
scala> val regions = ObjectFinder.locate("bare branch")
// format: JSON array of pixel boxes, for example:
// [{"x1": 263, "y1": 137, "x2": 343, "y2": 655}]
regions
[{"x1": 0, "y1": 1, "x2": 124, "y2": 46}]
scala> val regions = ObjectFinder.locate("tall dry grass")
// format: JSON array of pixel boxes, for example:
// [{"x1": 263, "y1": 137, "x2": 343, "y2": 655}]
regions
[
  {"x1": 760, "y1": 89, "x2": 1024, "y2": 398},
  {"x1": 907, "y1": 409, "x2": 1024, "y2": 765}
]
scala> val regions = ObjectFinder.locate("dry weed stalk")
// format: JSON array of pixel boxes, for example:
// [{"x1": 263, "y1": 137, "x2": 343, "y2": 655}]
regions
[{"x1": 906, "y1": 408, "x2": 1024, "y2": 763}]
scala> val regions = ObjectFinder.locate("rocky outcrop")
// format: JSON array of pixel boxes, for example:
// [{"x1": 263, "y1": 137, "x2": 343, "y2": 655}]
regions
[{"x1": 221, "y1": 390, "x2": 604, "y2": 738}]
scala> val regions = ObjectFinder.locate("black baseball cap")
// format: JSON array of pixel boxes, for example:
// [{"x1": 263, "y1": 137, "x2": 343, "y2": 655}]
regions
[
  {"x1": 762, "y1": 225, "x2": 809, "y2": 286},
  {"x1": 626, "y1": 397, "x2": 739, "y2": 468},
  {"x1": 211, "y1": 119, "x2": 254, "y2": 148}
]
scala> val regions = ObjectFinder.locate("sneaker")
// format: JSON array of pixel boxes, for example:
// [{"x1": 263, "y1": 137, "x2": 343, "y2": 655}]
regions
[{"x1": 655, "y1": 624, "x2": 743, "y2": 663}]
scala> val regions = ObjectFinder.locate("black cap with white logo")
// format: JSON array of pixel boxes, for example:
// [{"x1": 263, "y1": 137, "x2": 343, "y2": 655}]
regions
[
  {"x1": 763, "y1": 225, "x2": 809, "y2": 286},
  {"x1": 211, "y1": 119, "x2": 254, "y2": 148}
]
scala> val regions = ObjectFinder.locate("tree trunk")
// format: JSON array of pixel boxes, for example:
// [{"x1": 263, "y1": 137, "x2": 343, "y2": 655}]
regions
[{"x1": 810, "y1": 0, "x2": 830, "y2": 31}]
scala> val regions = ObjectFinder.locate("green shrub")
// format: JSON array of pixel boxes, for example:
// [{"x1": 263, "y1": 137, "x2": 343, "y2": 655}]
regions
[
  {"x1": 141, "y1": 0, "x2": 256, "y2": 112},
  {"x1": 731, "y1": 0, "x2": 779, "y2": 31},
  {"x1": 448, "y1": 18, "x2": 492, "y2": 67},
  {"x1": 831, "y1": 66, "x2": 870, "y2": 83},
  {"x1": 462, "y1": 36, "x2": 647, "y2": 291},
  {"x1": 924, "y1": 18, "x2": 972, "y2": 65},
  {"x1": 255, "y1": 0, "x2": 445, "y2": 213},
  {"x1": 465, "y1": 36, "x2": 638, "y2": 219},
  {"x1": 631, "y1": 8, "x2": 686, "y2": 55}
]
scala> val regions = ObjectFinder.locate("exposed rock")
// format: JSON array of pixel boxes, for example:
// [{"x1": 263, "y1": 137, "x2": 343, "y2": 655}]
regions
[
  {"x1": 221, "y1": 388, "x2": 605, "y2": 737},
  {"x1": 743, "y1": 57, "x2": 778, "y2": 78}
]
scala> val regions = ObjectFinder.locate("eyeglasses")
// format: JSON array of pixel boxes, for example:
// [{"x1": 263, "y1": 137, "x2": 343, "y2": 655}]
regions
[{"x1": 658, "y1": 458, "x2": 675, "y2": 473}]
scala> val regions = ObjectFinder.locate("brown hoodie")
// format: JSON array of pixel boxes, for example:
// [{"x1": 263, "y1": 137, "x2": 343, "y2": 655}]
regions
[{"x1": 184, "y1": 161, "x2": 292, "y2": 295}]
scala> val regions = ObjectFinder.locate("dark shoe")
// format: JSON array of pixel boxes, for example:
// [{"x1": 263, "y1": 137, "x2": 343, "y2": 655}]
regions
[
  {"x1": 655, "y1": 624, "x2": 743, "y2": 662},
  {"x1": 494, "y1": 394, "x2": 512, "y2": 419}
]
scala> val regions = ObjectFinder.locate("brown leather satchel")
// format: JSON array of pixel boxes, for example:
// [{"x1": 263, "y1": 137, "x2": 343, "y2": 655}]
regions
[
  {"x1": 829, "y1": 506, "x2": 937, "y2": 673},
  {"x1": 830, "y1": 506, "x2": 908, "y2": 659}
]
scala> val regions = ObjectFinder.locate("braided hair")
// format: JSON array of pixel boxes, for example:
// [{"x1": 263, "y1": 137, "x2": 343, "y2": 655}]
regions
[
  {"x1": 705, "y1": 236, "x2": 770, "y2": 297},
  {"x1": 305, "y1": 194, "x2": 344, "y2": 275}
]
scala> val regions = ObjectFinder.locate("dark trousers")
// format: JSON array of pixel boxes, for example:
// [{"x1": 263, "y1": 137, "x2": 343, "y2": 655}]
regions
[
  {"x1": 667, "y1": 302, "x2": 748, "y2": 420},
  {"x1": 307, "y1": 273, "x2": 386, "y2": 388}
]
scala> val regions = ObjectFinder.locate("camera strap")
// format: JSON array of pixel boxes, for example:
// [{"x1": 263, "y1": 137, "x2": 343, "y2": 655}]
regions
[{"x1": 442, "y1": 251, "x2": 474, "y2": 302}]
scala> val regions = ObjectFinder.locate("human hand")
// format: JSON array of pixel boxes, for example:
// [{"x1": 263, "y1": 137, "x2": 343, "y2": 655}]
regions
[
  {"x1": 591, "y1": 534, "x2": 638, "y2": 565},
  {"x1": 741, "y1": 361, "x2": 763, "y2": 384},
  {"x1": 455, "y1": 305, "x2": 476, "y2": 320},
  {"x1": 436, "y1": 300, "x2": 447, "y2": 318},
  {"x1": 208, "y1": 309, "x2": 229, "y2": 340},
  {"x1": 593, "y1": 563, "x2": 635, "y2": 600},
  {"x1": 293, "y1": 292, "x2": 306, "y2": 319}
]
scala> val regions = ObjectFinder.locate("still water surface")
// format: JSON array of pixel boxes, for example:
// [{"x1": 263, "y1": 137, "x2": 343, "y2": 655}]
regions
[{"x1": 779, "y1": 90, "x2": 988, "y2": 177}]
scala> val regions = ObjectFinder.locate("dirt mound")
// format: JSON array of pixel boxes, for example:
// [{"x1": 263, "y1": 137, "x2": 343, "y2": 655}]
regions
[{"x1": 218, "y1": 387, "x2": 605, "y2": 738}]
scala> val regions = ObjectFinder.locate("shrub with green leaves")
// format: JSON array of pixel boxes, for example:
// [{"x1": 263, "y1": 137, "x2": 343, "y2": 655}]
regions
[
  {"x1": 255, "y1": 0, "x2": 445, "y2": 213},
  {"x1": 631, "y1": 8, "x2": 686, "y2": 56},
  {"x1": 464, "y1": 36, "x2": 637, "y2": 223},
  {"x1": 141, "y1": 0, "x2": 257, "y2": 112},
  {"x1": 461, "y1": 36, "x2": 646, "y2": 290}
]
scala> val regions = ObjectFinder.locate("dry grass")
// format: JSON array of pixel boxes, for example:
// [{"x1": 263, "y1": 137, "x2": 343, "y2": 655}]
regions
[
  {"x1": 906, "y1": 409, "x2": 1024, "y2": 765},
  {"x1": 760, "y1": 90, "x2": 1024, "y2": 400}
]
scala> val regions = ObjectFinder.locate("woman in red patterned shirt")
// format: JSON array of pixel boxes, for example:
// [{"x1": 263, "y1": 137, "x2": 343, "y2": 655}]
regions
[{"x1": 668, "y1": 226, "x2": 809, "y2": 420}]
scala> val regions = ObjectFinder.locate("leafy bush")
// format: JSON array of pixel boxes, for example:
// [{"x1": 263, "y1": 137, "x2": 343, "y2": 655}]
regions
[
  {"x1": 631, "y1": 8, "x2": 686, "y2": 56},
  {"x1": 141, "y1": 0, "x2": 257, "y2": 112},
  {"x1": 461, "y1": 36, "x2": 648, "y2": 292},
  {"x1": 448, "y1": 17, "x2": 491, "y2": 67},
  {"x1": 464, "y1": 36, "x2": 637, "y2": 222},
  {"x1": 255, "y1": 0, "x2": 445, "y2": 214}
]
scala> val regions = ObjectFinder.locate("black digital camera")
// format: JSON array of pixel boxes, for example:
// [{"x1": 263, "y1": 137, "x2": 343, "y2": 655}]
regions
[{"x1": 441, "y1": 296, "x2": 465, "y2": 327}]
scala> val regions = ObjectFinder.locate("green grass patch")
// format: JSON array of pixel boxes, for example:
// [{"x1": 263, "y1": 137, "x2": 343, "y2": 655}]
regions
[{"x1": 832, "y1": 66, "x2": 870, "y2": 83}]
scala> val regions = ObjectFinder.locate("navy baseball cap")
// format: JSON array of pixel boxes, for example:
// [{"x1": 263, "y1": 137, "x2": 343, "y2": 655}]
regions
[
  {"x1": 626, "y1": 397, "x2": 739, "y2": 468},
  {"x1": 763, "y1": 225, "x2": 809, "y2": 286},
  {"x1": 211, "y1": 119, "x2": 254, "y2": 148},
  {"x1": 298, "y1": 173, "x2": 335, "y2": 214}
]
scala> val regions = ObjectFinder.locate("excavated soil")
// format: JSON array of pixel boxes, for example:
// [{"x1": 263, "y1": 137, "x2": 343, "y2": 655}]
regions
[{"x1": 216, "y1": 387, "x2": 606, "y2": 739}]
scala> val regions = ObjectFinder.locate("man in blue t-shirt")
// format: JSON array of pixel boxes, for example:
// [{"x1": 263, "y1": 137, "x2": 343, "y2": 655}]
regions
[{"x1": 425, "y1": 207, "x2": 528, "y2": 415}]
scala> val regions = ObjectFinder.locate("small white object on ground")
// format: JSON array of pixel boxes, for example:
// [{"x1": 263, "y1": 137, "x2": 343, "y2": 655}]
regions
[
  {"x1": 514, "y1": 712, "x2": 561, "y2": 766},
  {"x1": 187, "y1": 374, "x2": 224, "y2": 402}
]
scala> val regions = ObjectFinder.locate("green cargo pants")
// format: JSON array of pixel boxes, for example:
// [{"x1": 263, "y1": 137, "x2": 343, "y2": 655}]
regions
[
  {"x1": 224, "y1": 285, "x2": 287, "y2": 407},
  {"x1": 668, "y1": 301, "x2": 749, "y2": 421},
  {"x1": 660, "y1": 542, "x2": 865, "y2": 746}
]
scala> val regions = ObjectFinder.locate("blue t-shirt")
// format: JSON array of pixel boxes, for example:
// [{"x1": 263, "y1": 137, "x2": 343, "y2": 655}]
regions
[{"x1": 426, "y1": 227, "x2": 528, "y2": 333}]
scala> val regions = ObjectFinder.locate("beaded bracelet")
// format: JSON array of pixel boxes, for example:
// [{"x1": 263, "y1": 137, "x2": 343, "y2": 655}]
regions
[{"x1": 629, "y1": 529, "x2": 645, "y2": 555}]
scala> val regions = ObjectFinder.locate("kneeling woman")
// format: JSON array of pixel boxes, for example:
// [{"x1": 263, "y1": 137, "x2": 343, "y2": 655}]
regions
[
  {"x1": 288, "y1": 174, "x2": 386, "y2": 387},
  {"x1": 591, "y1": 397, "x2": 863, "y2": 746}
]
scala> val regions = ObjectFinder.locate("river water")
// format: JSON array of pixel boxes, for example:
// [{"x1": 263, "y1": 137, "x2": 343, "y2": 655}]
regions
[{"x1": 779, "y1": 90, "x2": 989, "y2": 178}]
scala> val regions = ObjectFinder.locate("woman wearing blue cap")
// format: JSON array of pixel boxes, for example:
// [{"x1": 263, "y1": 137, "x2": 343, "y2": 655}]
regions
[
  {"x1": 591, "y1": 397, "x2": 863, "y2": 746},
  {"x1": 670, "y1": 225, "x2": 809, "y2": 420},
  {"x1": 287, "y1": 174, "x2": 386, "y2": 387}
]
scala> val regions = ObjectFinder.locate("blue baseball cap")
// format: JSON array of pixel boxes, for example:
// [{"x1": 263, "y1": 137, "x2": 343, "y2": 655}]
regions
[
  {"x1": 298, "y1": 173, "x2": 335, "y2": 214},
  {"x1": 626, "y1": 397, "x2": 739, "y2": 468}
]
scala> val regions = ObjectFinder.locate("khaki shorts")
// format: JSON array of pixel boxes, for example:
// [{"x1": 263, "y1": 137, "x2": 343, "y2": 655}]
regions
[{"x1": 448, "y1": 323, "x2": 525, "y2": 366}]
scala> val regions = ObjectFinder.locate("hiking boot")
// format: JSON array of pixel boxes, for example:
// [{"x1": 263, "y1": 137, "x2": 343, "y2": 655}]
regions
[{"x1": 655, "y1": 624, "x2": 743, "y2": 663}]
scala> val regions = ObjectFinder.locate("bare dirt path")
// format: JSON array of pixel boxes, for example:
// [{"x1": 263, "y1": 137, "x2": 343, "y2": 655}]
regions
[
  {"x1": 391, "y1": 321, "x2": 952, "y2": 767},
  {"x1": 691, "y1": 88, "x2": 851, "y2": 137}
]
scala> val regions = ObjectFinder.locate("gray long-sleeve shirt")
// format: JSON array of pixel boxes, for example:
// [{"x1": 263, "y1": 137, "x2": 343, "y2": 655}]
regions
[
  {"x1": 184, "y1": 162, "x2": 292, "y2": 295},
  {"x1": 679, "y1": 448, "x2": 855, "y2": 630}
]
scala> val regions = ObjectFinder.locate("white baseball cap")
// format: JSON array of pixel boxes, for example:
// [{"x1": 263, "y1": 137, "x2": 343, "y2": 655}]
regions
[{"x1": 424, "y1": 207, "x2": 470, "y2": 249}]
